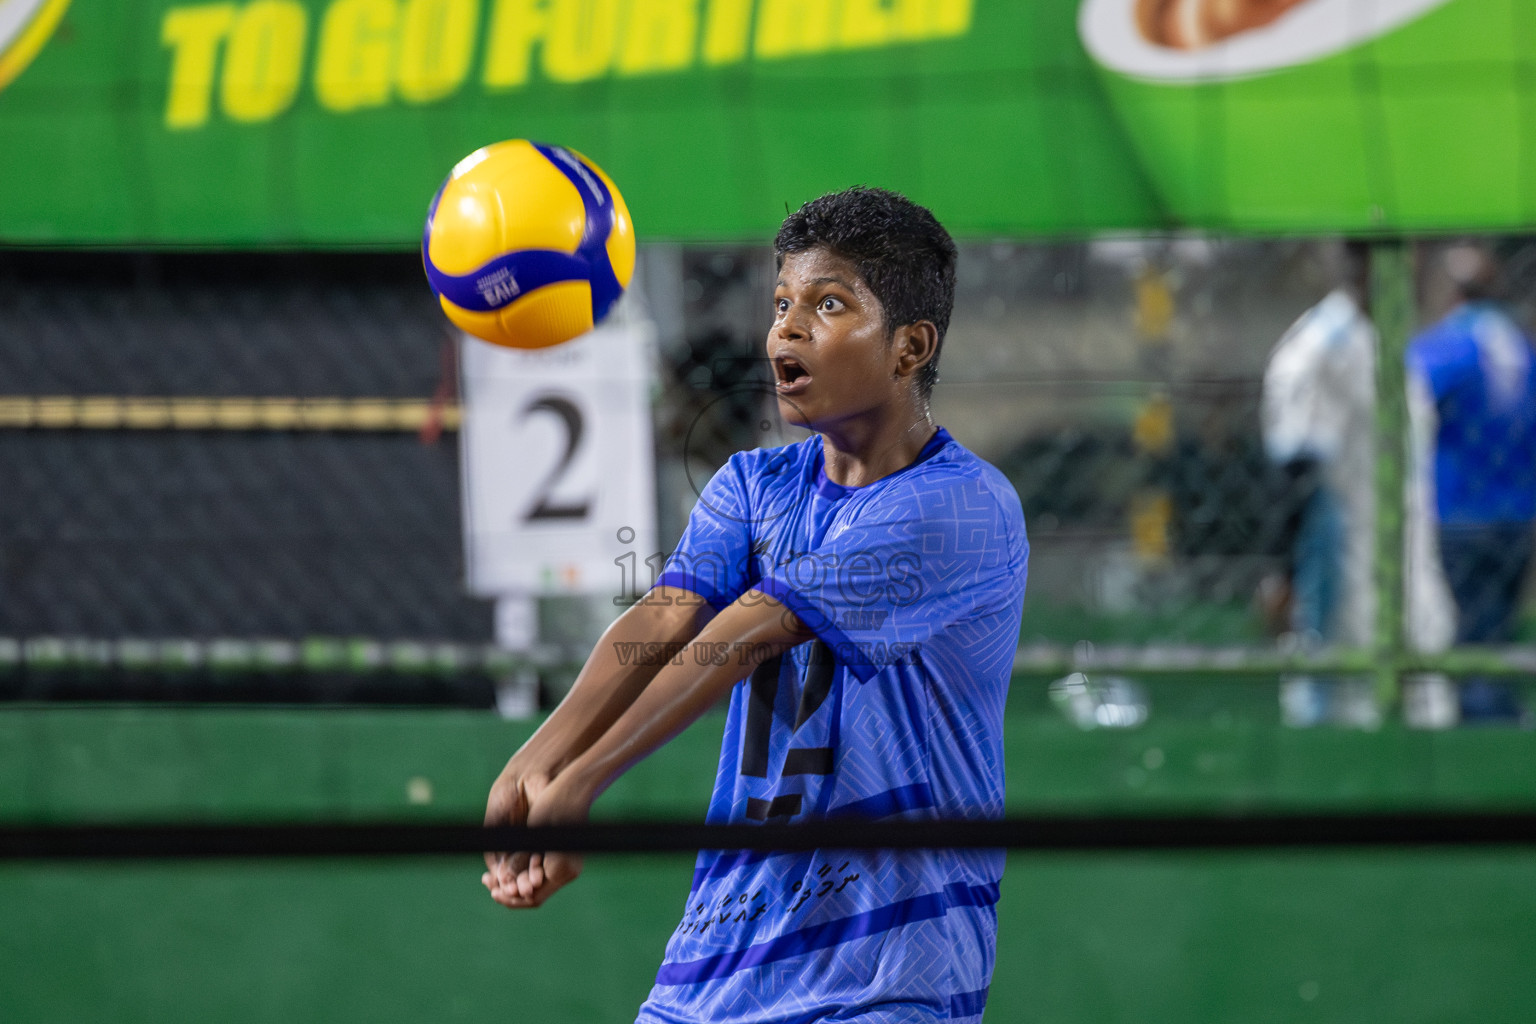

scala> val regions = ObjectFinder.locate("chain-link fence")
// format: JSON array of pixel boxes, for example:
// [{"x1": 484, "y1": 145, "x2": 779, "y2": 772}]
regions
[
  {"x1": 0, "y1": 251, "x2": 495, "y2": 702},
  {"x1": 2, "y1": 241, "x2": 1534, "y2": 718}
]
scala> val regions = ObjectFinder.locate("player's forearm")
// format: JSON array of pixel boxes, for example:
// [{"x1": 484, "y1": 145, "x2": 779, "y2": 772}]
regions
[
  {"x1": 555, "y1": 591, "x2": 808, "y2": 803},
  {"x1": 508, "y1": 587, "x2": 712, "y2": 775}
]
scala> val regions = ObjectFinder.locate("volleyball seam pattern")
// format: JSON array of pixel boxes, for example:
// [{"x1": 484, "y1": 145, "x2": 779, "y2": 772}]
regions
[{"x1": 421, "y1": 142, "x2": 622, "y2": 322}]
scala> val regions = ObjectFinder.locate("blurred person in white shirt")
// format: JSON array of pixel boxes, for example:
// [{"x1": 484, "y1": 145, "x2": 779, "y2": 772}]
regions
[{"x1": 1261, "y1": 241, "x2": 1378, "y2": 727}]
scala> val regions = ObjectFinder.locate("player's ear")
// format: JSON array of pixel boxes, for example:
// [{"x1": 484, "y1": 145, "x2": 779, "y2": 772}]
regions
[{"x1": 893, "y1": 321, "x2": 939, "y2": 382}]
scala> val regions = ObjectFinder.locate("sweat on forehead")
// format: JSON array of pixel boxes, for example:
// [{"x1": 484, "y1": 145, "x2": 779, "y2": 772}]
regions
[{"x1": 776, "y1": 250, "x2": 870, "y2": 291}]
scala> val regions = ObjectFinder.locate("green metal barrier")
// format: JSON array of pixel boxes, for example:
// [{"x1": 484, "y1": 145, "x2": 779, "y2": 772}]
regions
[
  {"x1": 3, "y1": 704, "x2": 1536, "y2": 1023},
  {"x1": 1372, "y1": 241, "x2": 1412, "y2": 704}
]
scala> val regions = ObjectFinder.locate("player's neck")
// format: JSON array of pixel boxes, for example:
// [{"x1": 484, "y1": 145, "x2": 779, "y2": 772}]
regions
[{"x1": 819, "y1": 405, "x2": 937, "y2": 488}]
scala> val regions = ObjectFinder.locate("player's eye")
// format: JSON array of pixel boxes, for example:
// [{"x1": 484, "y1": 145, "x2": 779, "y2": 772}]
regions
[
  {"x1": 775, "y1": 297, "x2": 790, "y2": 315},
  {"x1": 819, "y1": 296, "x2": 843, "y2": 312}
]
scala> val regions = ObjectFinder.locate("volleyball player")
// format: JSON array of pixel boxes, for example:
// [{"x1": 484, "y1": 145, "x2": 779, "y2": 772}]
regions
[{"x1": 484, "y1": 187, "x2": 1028, "y2": 1022}]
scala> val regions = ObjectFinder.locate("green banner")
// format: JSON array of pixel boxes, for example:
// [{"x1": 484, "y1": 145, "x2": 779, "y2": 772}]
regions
[{"x1": 0, "y1": 0, "x2": 1529, "y2": 244}]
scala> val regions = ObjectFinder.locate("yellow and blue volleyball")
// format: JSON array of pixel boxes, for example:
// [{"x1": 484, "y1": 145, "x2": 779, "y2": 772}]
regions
[{"x1": 423, "y1": 140, "x2": 635, "y2": 349}]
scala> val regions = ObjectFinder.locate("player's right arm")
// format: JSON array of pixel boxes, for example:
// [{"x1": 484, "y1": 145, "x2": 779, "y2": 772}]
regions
[
  {"x1": 488, "y1": 588, "x2": 811, "y2": 908},
  {"x1": 483, "y1": 451, "x2": 757, "y2": 898},
  {"x1": 482, "y1": 585, "x2": 713, "y2": 878}
]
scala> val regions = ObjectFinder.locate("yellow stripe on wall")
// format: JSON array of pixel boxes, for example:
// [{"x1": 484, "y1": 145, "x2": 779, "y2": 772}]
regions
[{"x1": 0, "y1": 396, "x2": 461, "y2": 432}]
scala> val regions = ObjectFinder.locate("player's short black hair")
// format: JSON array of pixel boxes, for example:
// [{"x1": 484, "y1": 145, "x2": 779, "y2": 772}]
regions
[{"x1": 773, "y1": 187, "x2": 957, "y2": 398}]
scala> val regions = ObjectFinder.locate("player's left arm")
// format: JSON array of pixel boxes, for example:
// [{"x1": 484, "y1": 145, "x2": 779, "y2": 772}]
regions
[{"x1": 489, "y1": 590, "x2": 811, "y2": 908}]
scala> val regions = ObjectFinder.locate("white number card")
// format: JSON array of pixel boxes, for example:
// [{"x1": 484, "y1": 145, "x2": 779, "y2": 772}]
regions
[{"x1": 459, "y1": 311, "x2": 656, "y2": 598}]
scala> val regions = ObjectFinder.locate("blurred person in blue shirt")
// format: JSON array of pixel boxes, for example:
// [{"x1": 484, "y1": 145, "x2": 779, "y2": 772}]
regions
[{"x1": 1407, "y1": 244, "x2": 1536, "y2": 723}]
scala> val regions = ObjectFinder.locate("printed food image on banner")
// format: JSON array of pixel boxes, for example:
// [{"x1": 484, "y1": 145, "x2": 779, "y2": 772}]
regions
[
  {"x1": 1079, "y1": 0, "x2": 1535, "y2": 232},
  {"x1": 1135, "y1": 0, "x2": 1312, "y2": 51},
  {"x1": 0, "y1": 0, "x2": 69, "y2": 92}
]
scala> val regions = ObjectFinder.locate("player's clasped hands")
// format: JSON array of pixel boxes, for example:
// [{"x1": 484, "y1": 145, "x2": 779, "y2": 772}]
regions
[{"x1": 482, "y1": 764, "x2": 587, "y2": 909}]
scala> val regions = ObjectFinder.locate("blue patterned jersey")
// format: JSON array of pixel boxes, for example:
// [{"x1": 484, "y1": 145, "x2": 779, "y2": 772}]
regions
[{"x1": 639, "y1": 428, "x2": 1028, "y2": 1024}]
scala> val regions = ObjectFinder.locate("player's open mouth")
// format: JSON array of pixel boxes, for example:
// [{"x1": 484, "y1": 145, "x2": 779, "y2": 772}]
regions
[{"x1": 774, "y1": 356, "x2": 811, "y2": 394}]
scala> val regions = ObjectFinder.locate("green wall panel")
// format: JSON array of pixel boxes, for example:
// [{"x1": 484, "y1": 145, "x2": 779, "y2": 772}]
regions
[
  {"x1": 5, "y1": 1, "x2": 1536, "y2": 242},
  {"x1": 3, "y1": 702, "x2": 1536, "y2": 1022}
]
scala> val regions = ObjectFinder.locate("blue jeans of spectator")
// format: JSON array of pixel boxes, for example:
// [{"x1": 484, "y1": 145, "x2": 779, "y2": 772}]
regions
[
  {"x1": 1439, "y1": 522, "x2": 1534, "y2": 721},
  {"x1": 1292, "y1": 485, "x2": 1343, "y2": 643},
  {"x1": 1281, "y1": 486, "x2": 1367, "y2": 727}
]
